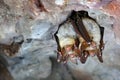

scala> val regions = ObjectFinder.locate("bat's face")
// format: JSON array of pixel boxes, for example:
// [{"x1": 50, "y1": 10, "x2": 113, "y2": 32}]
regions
[
  {"x1": 54, "y1": 10, "x2": 104, "y2": 64},
  {"x1": 57, "y1": 44, "x2": 80, "y2": 64}
]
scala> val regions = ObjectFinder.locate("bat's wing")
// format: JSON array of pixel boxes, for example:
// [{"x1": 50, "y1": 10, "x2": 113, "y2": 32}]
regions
[
  {"x1": 97, "y1": 27, "x2": 104, "y2": 63},
  {"x1": 69, "y1": 10, "x2": 92, "y2": 43}
]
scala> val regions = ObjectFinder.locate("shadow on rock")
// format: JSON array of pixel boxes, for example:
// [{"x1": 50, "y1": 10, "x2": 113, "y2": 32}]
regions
[
  {"x1": 41, "y1": 56, "x2": 93, "y2": 80},
  {"x1": 0, "y1": 54, "x2": 14, "y2": 80}
]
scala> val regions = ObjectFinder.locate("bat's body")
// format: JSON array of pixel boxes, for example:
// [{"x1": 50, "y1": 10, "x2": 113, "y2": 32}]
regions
[
  {"x1": 80, "y1": 17, "x2": 104, "y2": 63},
  {"x1": 55, "y1": 21, "x2": 80, "y2": 63},
  {"x1": 54, "y1": 10, "x2": 104, "y2": 63},
  {"x1": 82, "y1": 18, "x2": 101, "y2": 46},
  {"x1": 56, "y1": 21, "x2": 76, "y2": 48}
]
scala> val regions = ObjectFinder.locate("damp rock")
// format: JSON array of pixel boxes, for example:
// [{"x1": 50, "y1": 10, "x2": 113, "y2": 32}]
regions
[{"x1": 0, "y1": 0, "x2": 120, "y2": 80}]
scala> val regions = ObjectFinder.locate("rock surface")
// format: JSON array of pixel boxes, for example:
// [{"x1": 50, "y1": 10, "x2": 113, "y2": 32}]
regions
[{"x1": 0, "y1": 0, "x2": 120, "y2": 80}]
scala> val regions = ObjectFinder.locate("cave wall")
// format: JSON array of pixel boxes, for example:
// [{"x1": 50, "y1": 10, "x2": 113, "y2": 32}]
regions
[{"x1": 0, "y1": 0, "x2": 120, "y2": 80}]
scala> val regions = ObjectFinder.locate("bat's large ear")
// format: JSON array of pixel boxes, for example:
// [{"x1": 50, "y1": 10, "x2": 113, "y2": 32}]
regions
[
  {"x1": 97, "y1": 51, "x2": 103, "y2": 63},
  {"x1": 80, "y1": 51, "x2": 89, "y2": 63}
]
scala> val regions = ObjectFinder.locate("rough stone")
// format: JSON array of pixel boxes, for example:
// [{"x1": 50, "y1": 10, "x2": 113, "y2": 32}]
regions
[{"x1": 0, "y1": 0, "x2": 120, "y2": 80}]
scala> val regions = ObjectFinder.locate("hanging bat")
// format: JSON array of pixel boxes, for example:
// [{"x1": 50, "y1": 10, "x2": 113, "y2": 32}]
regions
[
  {"x1": 54, "y1": 20, "x2": 80, "y2": 64},
  {"x1": 77, "y1": 10, "x2": 104, "y2": 63},
  {"x1": 54, "y1": 10, "x2": 104, "y2": 64}
]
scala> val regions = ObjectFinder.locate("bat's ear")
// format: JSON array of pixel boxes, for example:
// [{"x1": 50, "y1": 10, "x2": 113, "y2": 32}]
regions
[{"x1": 97, "y1": 51, "x2": 103, "y2": 63}]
